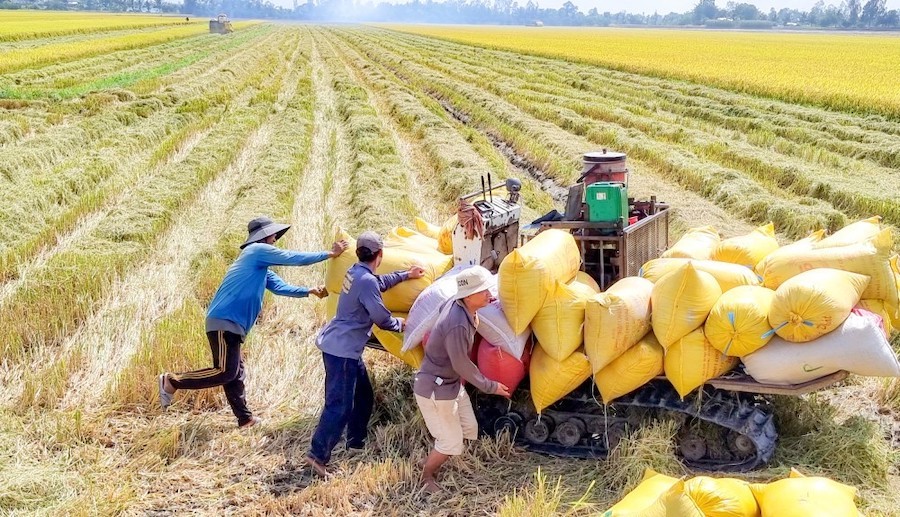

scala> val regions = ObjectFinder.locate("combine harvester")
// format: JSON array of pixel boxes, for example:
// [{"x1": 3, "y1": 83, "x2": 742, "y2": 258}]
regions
[{"x1": 367, "y1": 150, "x2": 898, "y2": 473}]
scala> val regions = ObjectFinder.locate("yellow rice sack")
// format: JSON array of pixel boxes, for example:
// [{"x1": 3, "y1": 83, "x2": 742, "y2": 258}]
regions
[
  {"x1": 750, "y1": 469, "x2": 860, "y2": 517},
  {"x1": 705, "y1": 286, "x2": 776, "y2": 357},
  {"x1": 857, "y1": 299, "x2": 893, "y2": 336},
  {"x1": 499, "y1": 229, "x2": 581, "y2": 335},
  {"x1": 679, "y1": 476, "x2": 759, "y2": 517},
  {"x1": 532, "y1": 276, "x2": 598, "y2": 362},
  {"x1": 665, "y1": 328, "x2": 738, "y2": 398},
  {"x1": 371, "y1": 312, "x2": 424, "y2": 369},
  {"x1": 713, "y1": 222, "x2": 780, "y2": 268},
  {"x1": 584, "y1": 276, "x2": 653, "y2": 373},
  {"x1": 661, "y1": 226, "x2": 720, "y2": 260},
  {"x1": 814, "y1": 216, "x2": 882, "y2": 249},
  {"x1": 620, "y1": 478, "x2": 758, "y2": 517},
  {"x1": 754, "y1": 229, "x2": 825, "y2": 276},
  {"x1": 325, "y1": 228, "x2": 454, "y2": 313},
  {"x1": 640, "y1": 258, "x2": 760, "y2": 293},
  {"x1": 595, "y1": 332, "x2": 663, "y2": 404},
  {"x1": 889, "y1": 254, "x2": 900, "y2": 330},
  {"x1": 651, "y1": 263, "x2": 723, "y2": 348},
  {"x1": 437, "y1": 214, "x2": 457, "y2": 254},
  {"x1": 529, "y1": 346, "x2": 591, "y2": 413},
  {"x1": 574, "y1": 270, "x2": 600, "y2": 292},
  {"x1": 325, "y1": 293, "x2": 339, "y2": 321},
  {"x1": 760, "y1": 228, "x2": 896, "y2": 308},
  {"x1": 606, "y1": 468, "x2": 679, "y2": 514},
  {"x1": 414, "y1": 216, "x2": 441, "y2": 239},
  {"x1": 386, "y1": 226, "x2": 444, "y2": 254},
  {"x1": 768, "y1": 268, "x2": 869, "y2": 343}
]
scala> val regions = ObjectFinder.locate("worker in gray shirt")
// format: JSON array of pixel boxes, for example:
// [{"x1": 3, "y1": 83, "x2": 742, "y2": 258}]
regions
[
  {"x1": 305, "y1": 231, "x2": 424, "y2": 478},
  {"x1": 414, "y1": 266, "x2": 510, "y2": 493}
]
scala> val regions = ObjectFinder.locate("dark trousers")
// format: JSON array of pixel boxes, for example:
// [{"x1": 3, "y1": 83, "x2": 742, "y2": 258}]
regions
[
  {"x1": 169, "y1": 330, "x2": 253, "y2": 426},
  {"x1": 308, "y1": 352, "x2": 374, "y2": 465}
]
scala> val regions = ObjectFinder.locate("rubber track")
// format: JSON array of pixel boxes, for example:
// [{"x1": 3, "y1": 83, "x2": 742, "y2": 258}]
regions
[{"x1": 475, "y1": 379, "x2": 777, "y2": 472}]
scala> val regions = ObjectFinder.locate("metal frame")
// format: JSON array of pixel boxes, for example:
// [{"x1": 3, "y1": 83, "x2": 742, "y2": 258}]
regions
[{"x1": 533, "y1": 204, "x2": 670, "y2": 290}]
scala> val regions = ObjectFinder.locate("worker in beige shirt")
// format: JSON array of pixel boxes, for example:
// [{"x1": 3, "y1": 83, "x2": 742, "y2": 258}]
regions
[{"x1": 413, "y1": 266, "x2": 510, "y2": 493}]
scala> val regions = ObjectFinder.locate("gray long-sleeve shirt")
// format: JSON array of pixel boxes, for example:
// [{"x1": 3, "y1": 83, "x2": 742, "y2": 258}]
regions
[
  {"x1": 414, "y1": 300, "x2": 498, "y2": 400},
  {"x1": 317, "y1": 262, "x2": 407, "y2": 360}
]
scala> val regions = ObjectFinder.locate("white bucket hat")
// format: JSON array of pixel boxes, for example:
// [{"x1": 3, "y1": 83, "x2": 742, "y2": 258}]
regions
[{"x1": 453, "y1": 266, "x2": 494, "y2": 300}]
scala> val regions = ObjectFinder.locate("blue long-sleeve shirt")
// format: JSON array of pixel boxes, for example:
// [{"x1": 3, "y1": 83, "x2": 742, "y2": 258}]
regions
[
  {"x1": 206, "y1": 243, "x2": 330, "y2": 336},
  {"x1": 317, "y1": 262, "x2": 408, "y2": 360}
]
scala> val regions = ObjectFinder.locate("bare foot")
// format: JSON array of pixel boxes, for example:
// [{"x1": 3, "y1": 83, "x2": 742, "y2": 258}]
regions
[
  {"x1": 163, "y1": 373, "x2": 176, "y2": 394},
  {"x1": 422, "y1": 478, "x2": 442, "y2": 494},
  {"x1": 305, "y1": 455, "x2": 333, "y2": 479}
]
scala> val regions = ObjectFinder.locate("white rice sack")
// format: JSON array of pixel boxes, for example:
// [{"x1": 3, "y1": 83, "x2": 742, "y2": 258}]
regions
[
  {"x1": 477, "y1": 300, "x2": 530, "y2": 360},
  {"x1": 743, "y1": 309, "x2": 900, "y2": 385},
  {"x1": 402, "y1": 265, "x2": 476, "y2": 352}
]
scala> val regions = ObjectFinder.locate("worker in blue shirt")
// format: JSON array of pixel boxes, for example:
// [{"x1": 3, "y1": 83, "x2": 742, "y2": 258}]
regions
[
  {"x1": 305, "y1": 231, "x2": 424, "y2": 477},
  {"x1": 158, "y1": 216, "x2": 348, "y2": 428}
]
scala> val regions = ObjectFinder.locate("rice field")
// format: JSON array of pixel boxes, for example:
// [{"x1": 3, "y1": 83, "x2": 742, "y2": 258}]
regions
[
  {"x1": 382, "y1": 24, "x2": 900, "y2": 120},
  {"x1": 1, "y1": 14, "x2": 899, "y2": 515},
  {"x1": 0, "y1": 11, "x2": 194, "y2": 41}
]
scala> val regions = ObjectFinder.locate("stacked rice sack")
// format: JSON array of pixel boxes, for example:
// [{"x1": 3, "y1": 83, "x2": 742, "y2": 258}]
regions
[
  {"x1": 605, "y1": 467, "x2": 861, "y2": 516},
  {"x1": 371, "y1": 216, "x2": 900, "y2": 413},
  {"x1": 323, "y1": 224, "x2": 454, "y2": 367},
  {"x1": 641, "y1": 218, "x2": 899, "y2": 392}
]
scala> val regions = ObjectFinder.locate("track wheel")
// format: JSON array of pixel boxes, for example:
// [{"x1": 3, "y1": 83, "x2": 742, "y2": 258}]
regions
[
  {"x1": 726, "y1": 430, "x2": 756, "y2": 459},
  {"x1": 494, "y1": 412, "x2": 524, "y2": 438},
  {"x1": 523, "y1": 416, "x2": 555, "y2": 444},
  {"x1": 603, "y1": 422, "x2": 626, "y2": 451},
  {"x1": 555, "y1": 418, "x2": 586, "y2": 447},
  {"x1": 678, "y1": 432, "x2": 708, "y2": 462}
]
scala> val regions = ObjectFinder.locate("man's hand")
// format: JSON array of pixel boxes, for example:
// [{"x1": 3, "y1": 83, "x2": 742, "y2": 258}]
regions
[
  {"x1": 309, "y1": 286, "x2": 328, "y2": 299},
  {"x1": 407, "y1": 265, "x2": 426, "y2": 279},
  {"x1": 494, "y1": 382, "x2": 511, "y2": 398},
  {"x1": 329, "y1": 240, "x2": 349, "y2": 258},
  {"x1": 397, "y1": 317, "x2": 406, "y2": 331}
]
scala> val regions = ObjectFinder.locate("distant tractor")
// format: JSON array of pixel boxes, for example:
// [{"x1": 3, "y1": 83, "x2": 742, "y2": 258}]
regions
[{"x1": 209, "y1": 13, "x2": 233, "y2": 34}]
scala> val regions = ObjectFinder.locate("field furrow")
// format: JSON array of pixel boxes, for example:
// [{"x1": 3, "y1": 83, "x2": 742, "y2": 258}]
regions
[
  {"x1": 0, "y1": 30, "x2": 283, "y2": 284},
  {"x1": 2, "y1": 19, "x2": 900, "y2": 516},
  {"x1": 338, "y1": 27, "x2": 898, "y2": 242},
  {"x1": 0, "y1": 40, "x2": 291, "y2": 367},
  {"x1": 332, "y1": 28, "x2": 768, "y2": 236}
]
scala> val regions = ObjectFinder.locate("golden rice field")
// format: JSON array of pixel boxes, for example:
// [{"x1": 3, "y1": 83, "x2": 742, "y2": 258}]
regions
[
  {"x1": 383, "y1": 24, "x2": 900, "y2": 120},
  {"x1": 1, "y1": 13, "x2": 899, "y2": 515},
  {"x1": 0, "y1": 10, "x2": 194, "y2": 41}
]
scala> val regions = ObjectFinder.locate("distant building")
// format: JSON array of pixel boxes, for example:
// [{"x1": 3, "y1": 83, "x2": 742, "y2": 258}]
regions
[{"x1": 529, "y1": 20, "x2": 544, "y2": 27}]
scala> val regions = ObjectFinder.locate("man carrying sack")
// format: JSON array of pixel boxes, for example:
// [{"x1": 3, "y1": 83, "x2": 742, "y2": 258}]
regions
[
  {"x1": 413, "y1": 266, "x2": 510, "y2": 493},
  {"x1": 158, "y1": 216, "x2": 348, "y2": 428},
  {"x1": 305, "y1": 231, "x2": 425, "y2": 477}
]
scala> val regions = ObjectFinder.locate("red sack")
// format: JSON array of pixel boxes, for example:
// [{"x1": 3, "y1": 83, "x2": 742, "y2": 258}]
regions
[{"x1": 477, "y1": 336, "x2": 530, "y2": 395}]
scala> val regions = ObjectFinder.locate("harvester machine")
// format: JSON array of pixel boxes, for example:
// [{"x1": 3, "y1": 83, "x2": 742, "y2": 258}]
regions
[
  {"x1": 448, "y1": 151, "x2": 848, "y2": 472},
  {"x1": 209, "y1": 13, "x2": 234, "y2": 34}
]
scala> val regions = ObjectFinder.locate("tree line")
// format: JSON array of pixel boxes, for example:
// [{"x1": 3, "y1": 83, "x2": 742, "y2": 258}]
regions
[{"x1": 3, "y1": 0, "x2": 899, "y2": 29}]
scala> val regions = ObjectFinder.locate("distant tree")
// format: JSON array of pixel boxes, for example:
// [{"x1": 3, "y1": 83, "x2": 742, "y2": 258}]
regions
[
  {"x1": 693, "y1": 0, "x2": 718, "y2": 23},
  {"x1": 879, "y1": 8, "x2": 899, "y2": 25},
  {"x1": 847, "y1": 0, "x2": 861, "y2": 25},
  {"x1": 732, "y1": 2, "x2": 760, "y2": 20},
  {"x1": 861, "y1": 0, "x2": 885, "y2": 25}
]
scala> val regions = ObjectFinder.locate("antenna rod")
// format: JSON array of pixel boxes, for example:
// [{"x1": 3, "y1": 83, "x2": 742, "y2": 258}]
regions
[
  {"x1": 488, "y1": 173, "x2": 493, "y2": 202},
  {"x1": 481, "y1": 176, "x2": 486, "y2": 202}
]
